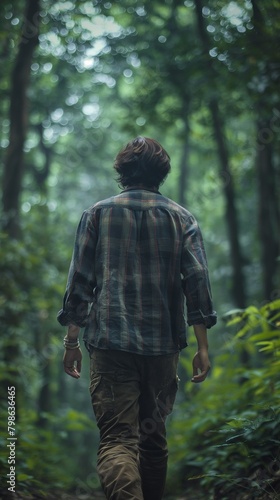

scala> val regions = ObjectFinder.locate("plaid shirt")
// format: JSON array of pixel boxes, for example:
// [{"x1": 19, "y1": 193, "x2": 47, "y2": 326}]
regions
[{"x1": 57, "y1": 188, "x2": 217, "y2": 355}]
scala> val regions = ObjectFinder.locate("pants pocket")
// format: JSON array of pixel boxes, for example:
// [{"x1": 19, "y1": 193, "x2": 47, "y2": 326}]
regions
[
  {"x1": 89, "y1": 374, "x2": 114, "y2": 427},
  {"x1": 157, "y1": 375, "x2": 179, "y2": 418}
]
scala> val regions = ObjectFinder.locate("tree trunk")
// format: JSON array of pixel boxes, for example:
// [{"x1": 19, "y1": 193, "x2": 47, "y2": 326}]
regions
[
  {"x1": 256, "y1": 121, "x2": 280, "y2": 300},
  {"x1": 194, "y1": 0, "x2": 246, "y2": 308},
  {"x1": 2, "y1": 0, "x2": 40, "y2": 238},
  {"x1": 1, "y1": 0, "x2": 40, "y2": 417},
  {"x1": 209, "y1": 99, "x2": 246, "y2": 307},
  {"x1": 28, "y1": 123, "x2": 52, "y2": 194},
  {"x1": 178, "y1": 117, "x2": 190, "y2": 207},
  {"x1": 250, "y1": 0, "x2": 280, "y2": 299}
]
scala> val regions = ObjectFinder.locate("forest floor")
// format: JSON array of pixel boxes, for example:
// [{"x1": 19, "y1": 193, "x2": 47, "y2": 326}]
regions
[
  {"x1": 2, "y1": 486, "x2": 280, "y2": 500},
  {"x1": 1, "y1": 491, "x2": 184, "y2": 500},
  {"x1": 2, "y1": 492, "x2": 280, "y2": 500},
  {"x1": 0, "y1": 489, "x2": 201, "y2": 500},
  {"x1": 0, "y1": 494, "x2": 192, "y2": 500}
]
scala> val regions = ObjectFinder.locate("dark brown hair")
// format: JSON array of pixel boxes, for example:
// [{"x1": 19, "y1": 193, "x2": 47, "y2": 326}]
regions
[{"x1": 114, "y1": 136, "x2": 171, "y2": 189}]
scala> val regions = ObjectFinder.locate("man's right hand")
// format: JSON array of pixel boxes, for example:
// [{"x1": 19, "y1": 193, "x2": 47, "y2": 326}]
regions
[
  {"x1": 191, "y1": 348, "x2": 211, "y2": 383},
  {"x1": 192, "y1": 324, "x2": 211, "y2": 383}
]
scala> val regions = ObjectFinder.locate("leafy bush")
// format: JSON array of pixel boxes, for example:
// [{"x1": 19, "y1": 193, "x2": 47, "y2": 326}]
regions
[
  {"x1": 0, "y1": 406, "x2": 97, "y2": 496},
  {"x1": 166, "y1": 299, "x2": 280, "y2": 500},
  {"x1": 0, "y1": 215, "x2": 100, "y2": 497}
]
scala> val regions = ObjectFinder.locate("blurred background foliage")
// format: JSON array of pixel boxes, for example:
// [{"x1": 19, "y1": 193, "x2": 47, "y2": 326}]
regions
[{"x1": 0, "y1": 0, "x2": 279, "y2": 498}]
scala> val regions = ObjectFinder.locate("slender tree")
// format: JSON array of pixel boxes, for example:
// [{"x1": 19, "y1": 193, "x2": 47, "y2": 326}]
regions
[
  {"x1": 2, "y1": 0, "x2": 40, "y2": 238},
  {"x1": 251, "y1": 0, "x2": 280, "y2": 299},
  {"x1": 0, "y1": 0, "x2": 40, "y2": 420},
  {"x1": 194, "y1": 0, "x2": 246, "y2": 308}
]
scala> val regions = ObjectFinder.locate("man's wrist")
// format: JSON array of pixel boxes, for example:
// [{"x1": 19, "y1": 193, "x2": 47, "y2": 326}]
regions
[
  {"x1": 193, "y1": 323, "x2": 208, "y2": 350},
  {"x1": 197, "y1": 345, "x2": 209, "y2": 351},
  {"x1": 63, "y1": 335, "x2": 80, "y2": 349}
]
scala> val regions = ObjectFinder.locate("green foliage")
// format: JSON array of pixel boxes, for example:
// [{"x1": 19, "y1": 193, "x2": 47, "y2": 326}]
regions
[
  {"x1": 0, "y1": 209, "x2": 99, "y2": 496},
  {"x1": 0, "y1": 406, "x2": 96, "y2": 494},
  {"x1": 167, "y1": 300, "x2": 280, "y2": 499},
  {"x1": 1, "y1": 0, "x2": 280, "y2": 497}
]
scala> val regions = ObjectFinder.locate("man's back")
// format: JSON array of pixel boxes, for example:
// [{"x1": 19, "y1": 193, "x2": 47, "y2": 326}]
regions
[
  {"x1": 59, "y1": 187, "x2": 215, "y2": 355},
  {"x1": 84, "y1": 188, "x2": 191, "y2": 354}
]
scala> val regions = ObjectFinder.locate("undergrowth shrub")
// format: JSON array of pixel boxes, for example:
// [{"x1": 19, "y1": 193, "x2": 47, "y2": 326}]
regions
[{"x1": 167, "y1": 299, "x2": 280, "y2": 500}]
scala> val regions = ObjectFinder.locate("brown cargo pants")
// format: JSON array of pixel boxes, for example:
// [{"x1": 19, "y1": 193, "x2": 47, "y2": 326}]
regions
[{"x1": 89, "y1": 348, "x2": 179, "y2": 500}]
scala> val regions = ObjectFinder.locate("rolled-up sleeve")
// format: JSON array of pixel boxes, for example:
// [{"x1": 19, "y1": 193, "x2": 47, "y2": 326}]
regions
[
  {"x1": 181, "y1": 216, "x2": 217, "y2": 329},
  {"x1": 57, "y1": 210, "x2": 97, "y2": 327}
]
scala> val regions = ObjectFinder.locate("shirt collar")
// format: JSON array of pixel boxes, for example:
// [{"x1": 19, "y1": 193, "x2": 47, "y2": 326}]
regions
[{"x1": 121, "y1": 186, "x2": 161, "y2": 195}]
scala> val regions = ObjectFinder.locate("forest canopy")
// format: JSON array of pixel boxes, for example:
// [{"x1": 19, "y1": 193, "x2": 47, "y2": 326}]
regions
[{"x1": 0, "y1": 0, "x2": 279, "y2": 498}]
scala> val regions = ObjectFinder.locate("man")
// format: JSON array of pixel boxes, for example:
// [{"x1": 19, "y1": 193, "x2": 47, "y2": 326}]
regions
[{"x1": 57, "y1": 136, "x2": 217, "y2": 500}]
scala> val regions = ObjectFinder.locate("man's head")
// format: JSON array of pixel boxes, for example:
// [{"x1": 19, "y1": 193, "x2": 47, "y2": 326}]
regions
[{"x1": 114, "y1": 136, "x2": 171, "y2": 189}]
